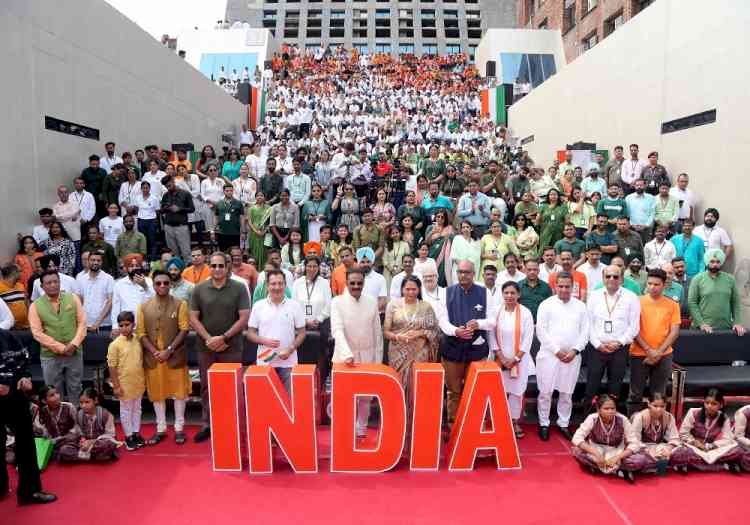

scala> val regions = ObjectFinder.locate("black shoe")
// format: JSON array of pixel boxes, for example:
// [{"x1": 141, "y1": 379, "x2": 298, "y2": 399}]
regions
[
  {"x1": 175, "y1": 431, "x2": 187, "y2": 445},
  {"x1": 146, "y1": 432, "x2": 167, "y2": 446},
  {"x1": 618, "y1": 469, "x2": 635, "y2": 484},
  {"x1": 194, "y1": 427, "x2": 211, "y2": 443},
  {"x1": 538, "y1": 426, "x2": 550, "y2": 441},
  {"x1": 133, "y1": 433, "x2": 146, "y2": 448},
  {"x1": 729, "y1": 463, "x2": 743, "y2": 474},
  {"x1": 558, "y1": 426, "x2": 574, "y2": 441},
  {"x1": 125, "y1": 435, "x2": 137, "y2": 451},
  {"x1": 19, "y1": 492, "x2": 57, "y2": 505}
]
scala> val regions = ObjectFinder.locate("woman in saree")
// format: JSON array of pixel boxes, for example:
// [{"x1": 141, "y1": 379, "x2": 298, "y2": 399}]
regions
[
  {"x1": 536, "y1": 188, "x2": 566, "y2": 251},
  {"x1": 511, "y1": 214, "x2": 539, "y2": 260},
  {"x1": 383, "y1": 275, "x2": 440, "y2": 436},
  {"x1": 382, "y1": 225, "x2": 411, "y2": 291},
  {"x1": 399, "y1": 215, "x2": 422, "y2": 255},
  {"x1": 423, "y1": 209, "x2": 454, "y2": 287},
  {"x1": 246, "y1": 191, "x2": 272, "y2": 269},
  {"x1": 418, "y1": 144, "x2": 447, "y2": 184},
  {"x1": 449, "y1": 220, "x2": 481, "y2": 282}
]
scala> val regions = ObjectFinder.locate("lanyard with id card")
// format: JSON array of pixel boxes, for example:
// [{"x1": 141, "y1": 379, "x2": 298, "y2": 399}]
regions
[{"x1": 603, "y1": 292, "x2": 620, "y2": 335}]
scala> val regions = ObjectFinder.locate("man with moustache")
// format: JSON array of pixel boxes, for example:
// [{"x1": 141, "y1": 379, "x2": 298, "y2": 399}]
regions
[{"x1": 688, "y1": 249, "x2": 745, "y2": 336}]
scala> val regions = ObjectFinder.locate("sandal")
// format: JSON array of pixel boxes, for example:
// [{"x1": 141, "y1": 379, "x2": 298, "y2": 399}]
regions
[
  {"x1": 147, "y1": 432, "x2": 167, "y2": 446},
  {"x1": 175, "y1": 432, "x2": 187, "y2": 445}
]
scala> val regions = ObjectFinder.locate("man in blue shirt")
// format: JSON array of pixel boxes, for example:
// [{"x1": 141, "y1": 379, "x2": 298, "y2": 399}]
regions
[
  {"x1": 457, "y1": 180, "x2": 492, "y2": 237},
  {"x1": 421, "y1": 180, "x2": 453, "y2": 223},
  {"x1": 585, "y1": 214, "x2": 618, "y2": 264},
  {"x1": 625, "y1": 178, "x2": 656, "y2": 243},
  {"x1": 669, "y1": 218, "x2": 705, "y2": 278}
]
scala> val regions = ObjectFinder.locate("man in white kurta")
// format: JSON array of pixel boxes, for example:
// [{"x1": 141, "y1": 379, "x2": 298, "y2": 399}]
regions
[
  {"x1": 490, "y1": 283, "x2": 535, "y2": 434},
  {"x1": 331, "y1": 267, "x2": 383, "y2": 437},
  {"x1": 535, "y1": 272, "x2": 589, "y2": 441}
]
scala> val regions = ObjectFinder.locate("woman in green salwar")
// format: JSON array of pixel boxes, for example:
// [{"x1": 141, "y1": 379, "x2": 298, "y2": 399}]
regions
[{"x1": 246, "y1": 191, "x2": 272, "y2": 269}]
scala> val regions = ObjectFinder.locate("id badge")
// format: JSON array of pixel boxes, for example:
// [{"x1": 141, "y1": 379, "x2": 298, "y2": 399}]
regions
[
  {"x1": 604, "y1": 320, "x2": 613, "y2": 334},
  {"x1": 306, "y1": 304, "x2": 313, "y2": 316},
  {"x1": 225, "y1": 213, "x2": 231, "y2": 221},
  {"x1": 550, "y1": 214, "x2": 555, "y2": 221},
  {"x1": 624, "y1": 247, "x2": 631, "y2": 255}
]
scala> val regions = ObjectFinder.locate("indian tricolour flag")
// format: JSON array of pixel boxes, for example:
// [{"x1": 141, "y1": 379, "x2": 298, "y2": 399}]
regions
[
  {"x1": 248, "y1": 84, "x2": 266, "y2": 130},
  {"x1": 480, "y1": 85, "x2": 507, "y2": 126}
]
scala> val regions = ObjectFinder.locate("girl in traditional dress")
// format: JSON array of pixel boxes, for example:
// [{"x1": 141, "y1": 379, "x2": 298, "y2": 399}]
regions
[
  {"x1": 301, "y1": 183, "x2": 330, "y2": 242},
  {"x1": 15, "y1": 235, "x2": 43, "y2": 287},
  {"x1": 413, "y1": 242, "x2": 436, "y2": 280},
  {"x1": 627, "y1": 392, "x2": 680, "y2": 474},
  {"x1": 399, "y1": 215, "x2": 422, "y2": 255},
  {"x1": 382, "y1": 225, "x2": 411, "y2": 290},
  {"x1": 479, "y1": 220, "x2": 519, "y2": 275},
  {"x1": 734, "y1": 404, "x2": 750, "y2": 472},
  {"x1": 536, "y1": 188, "x2": 566, "y2": 251},
  {"x1": 332, "y1": 183, "x2": 360, "y2": 230},
  {"x1": 331, "y1": 224, "x2": 354, "y2": 267},
  {"x1": 449, "y1": 220, "x2": 481, "y2": 283},
  {"x1": 281, "y1": 228, "x2": 305, "y2": 278},
  {"x1": 572, "y1": 395, "x2": 640, "y2": 482},
  {"x1": 371, "y1": 188, "x2": 397, "y2": 231},
  {"x1": 35, "y1": 385, "x2": 78, "y2": 459},
  {"x1": 671, "y1": 388, "x2": 743, "y2": 473},
  {"x1": 383, "y1": 275, "x2": 440, "y2": 436},
  {"x1": 424, "y1": 209, "x2": 454, "y2": 287},
  {"x1": 418, "y1": 144, "x2": 446, "y2": 183},
  {"x1": 44, "y1": 222, "x2": 76, "y2": 276},
  {"x1": 247, "y1": 191, "x2": 272, "y2": 269},
  {"x1": 511, "y1": 214, "x2": 539, "y2": 260},
  {"x1": 492, "y1": 282, "x2": 535, "y2": 438},
  {"x1": 58, "y1": 388, "x2": 120, "y2": 462}
]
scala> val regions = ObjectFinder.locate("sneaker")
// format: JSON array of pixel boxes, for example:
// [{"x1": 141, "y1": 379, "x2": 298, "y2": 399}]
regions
[
  {"x1": 125, "y1": 436, "x2": 137, "y2": 451},
  {"x1": 133, "y1": 433, "x2": 146, "y2": 448},
  {"x1": 194, "y1": 427, "x2": 211, "y2": 443}
]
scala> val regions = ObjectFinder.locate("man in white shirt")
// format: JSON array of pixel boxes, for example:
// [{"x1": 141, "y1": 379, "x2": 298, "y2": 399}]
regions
[
  {"x1": 497, "y1": 253, "x2": 526, "y2": 288},
  {"x1": 31, "y1": 255, "x2": 80, "y2": 301},
  {"x1": 256, "y1": 249, "x2": 295, "y2": 287},
  {"x1": 478, "y1": 264, "x2": 501, "y2": 307},
  {"x1": 389, "y1": 254, "x2": 415, "y2": 299},
  {"x1": 330, "y1": 267, "x2": 383, "y2": 437},
  {"x1": 142, "y1": 161, "x2": 167, "y2": 202},
  {"x1": 33, "y1": 208, "x2": 54, "y2": 247},
  {"x1": 538, "y1": 247, "x2": 562, "y2": 283},
  {"x1": 71, "y1": 177, "x2": 96, "y2": 226},
  {"x1": 247, "y1": 270, "x2": 306, "y2": 393},
  {"x1": 668, "y1": 173, "x2": 695, "y2": 229},
  {"x1": 644, "y1": 225, "x2": 677, "y2": 270},
  {"x1": 356, "y1": 247, "x2": 387, "y2": 312},
  {"x1": 535, "y1": 272, "x2": 589, "y2": 441},
  {"x1": 620, "y1": 144, "x2": 648, "y2": 193},
  {"x1": 583, "y1": 265, "x2": 640, "y2": 413},
  {"x1": 693, "y1": 208, "x2": 733, "y2": 259},
  {"x1": 100, "y1": 141, "x2": 123, "y2": 174},
  {"x1": 75, "y1": 251, "x2": 114, "y2": 331},
  {"x1": 577, "y1": 244, "x2": 605, "y2": 290},
  {"x1": 110, "y1": 254, "x2": 154, "y2": 336},
  {"x1": 239, "y1": 124, "x2": 253, "y2": 146},
  {"x1": 418, "y1": 261, "x2": 446, "y2": 312},
  {"x1": 52, "y1": 185, "x2": 81, "y2": 243}
]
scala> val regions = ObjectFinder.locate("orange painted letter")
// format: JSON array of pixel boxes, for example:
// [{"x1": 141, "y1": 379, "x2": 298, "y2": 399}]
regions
[
  {"x1": 208, "y1": 363, "x2": 243, "y2": 471},
  {"x1": 244, "y1": 365, "x2": 318, "y2": 473},
  {"x1": 409, "y1": 363, "x2": 444, "y2": 471},
  {"x1": 447, "y1": 361, "x2": 521, "y2": 471},
  {"x1": 330, "y1": 364, "x2": 406, "y2": 473}
]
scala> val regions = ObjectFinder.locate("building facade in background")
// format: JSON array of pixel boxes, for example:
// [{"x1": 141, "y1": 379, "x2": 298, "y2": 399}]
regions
[
  {"x1": 516, "y1": 0, "x2": 655, "y2": 62},
  {"x1": 225, "y1": 0, "x2": 516, "y2": 59}
]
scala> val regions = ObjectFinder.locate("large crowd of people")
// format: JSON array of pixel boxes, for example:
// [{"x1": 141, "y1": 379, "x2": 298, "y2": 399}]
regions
[{"x1": 1, "y1": 46, "x2": 748, "y2": 505}]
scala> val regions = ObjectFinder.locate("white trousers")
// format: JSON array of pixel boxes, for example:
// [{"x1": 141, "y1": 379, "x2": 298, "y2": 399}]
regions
[
  {"x1": 356, "y1": 396, "x2": 372, "y2": 436},
  {"x1": 508, "y1": 393, "x2": 523, "y2": 420},
  {"x1": 537, "y1": 391, "x2": 573, "y2": 428},
  {"x1": 153, "y1": 399, "x2": 187, "y2": 433},
  {"x1": 120, "y1": 397, "x2": 142, "y2": 436}
]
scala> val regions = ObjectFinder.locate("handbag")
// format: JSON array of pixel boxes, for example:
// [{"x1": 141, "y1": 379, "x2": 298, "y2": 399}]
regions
[{"x1": 34, "y1": 437, "x2": 54, "y2": 471}]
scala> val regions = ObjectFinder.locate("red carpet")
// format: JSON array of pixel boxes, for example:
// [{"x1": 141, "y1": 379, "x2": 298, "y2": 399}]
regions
[{"x1": 4, "y1": 424, "x2": 748, "y2": 524}]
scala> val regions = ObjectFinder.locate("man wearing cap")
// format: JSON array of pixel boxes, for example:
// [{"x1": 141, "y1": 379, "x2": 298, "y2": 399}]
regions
[
  {"x1": 356, "y1": 247, "x2": 387, "y2": 312},
  {"x1": 165, "y1": 257, "x2": 194, "y2": 303},
  {"x1": 580, "y1": 168, "x2": 607, "y2": 199},
  {"x1": 688, "y1": 249, "x2": 745, "y2": 336}
]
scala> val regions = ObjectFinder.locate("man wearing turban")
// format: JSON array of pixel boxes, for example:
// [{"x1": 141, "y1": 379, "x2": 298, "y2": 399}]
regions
[
  {"x1": 687, "y1": 248, "x2": 745, "y2": 336},
  {"x1": 356, "y1": 246, "x2": 387, "y2": 312},
  {"x1": 165, "y1": 257, "x2": 194, "y2": 303}
]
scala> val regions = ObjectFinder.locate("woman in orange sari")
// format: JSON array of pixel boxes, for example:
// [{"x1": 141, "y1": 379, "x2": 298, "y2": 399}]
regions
[{"x1": 15, "y1": 235, "x2": 44, "y2": 286}]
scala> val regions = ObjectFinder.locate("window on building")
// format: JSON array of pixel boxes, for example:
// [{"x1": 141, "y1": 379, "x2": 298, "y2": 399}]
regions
[
  {"x1": 306, "y1": 43, "x2": 320, "y2": 49},
  {"x1": 445, "y1": 18, "x2": 459, "y2": 28},
  {"x1": 444, "y1": 10, "x2": 458, "y2": 18},
  {"x1": 284, "y1": 29, "x2": 298, "y2": 38},
  {"x1": 353, "y1": 28, "x2": 368, "y2": 38},
  {"x1": 562, "y1": 0, "x2": 576, "y2": 34},
  {"x1": 354, "y1": 9, "x2": 367, "y2": 18},
  {"x1": 376, "y1": 28, "x2": 391, "y2": 38},
  {"x1": 582, "y1": 32, "x2": 597, "y2": 51},
  {"x1": 399, "y1": 43, "x2": 415, "y2": 54},
  {"x1": 445, "y1": 44, "x2": 461, "y2": 54},
  {"x1": 399, "y1": 9, "x2": 412, "y2": 17},
  {"x1": 422, "y1": 18, "x2": 436, "y2": 27},
  {"x1": 467, "y1": 19, "x2": 481, "y2": 29},
  {"x1": 423, "y1": 43, "x2": 438, "y2": 55},
  {"x1": 308, "y1": 28, "x2": 322, "y2": 38},
  {"x1": 354, "y1": 43, "x2": 369, "y2": 53},
  {"x1": 603, "y1": 10, "x2": 624, "y2": 37},
  {"x1": 376, "y1": 9, "x2": 390, "y2": 18},
  {"x1": 262, "y1": 20, "x2": 276, "y2": 29},
  {"x1": 399, "y1": 28, "x2": 414, "y2": 37},
  {"x1": 375, "y1": 43, "x2": 391, "y2": 53},
  {"x1": 422, "y1": 28, "x2": 437, "y2": 38},
  {"x1": 376, "y1": 18, "x2": 390, "y2": 27},
  {"x1": 468, "y1": 44, "x2": 478, "y2": 62},
  {"x1": 467, "y1": 29, "x2": 482, "y2": 39},
  {"x1": 445, "y1": 28, "x2": 460, "y2": 38},
  {"x1": 465, "y1": 0, "x2": 478, "y2": 3},
  {"x1": 330, "y1": 10, "x2": 346, "y2": 19},
  {"x1": 330, "y1": 28, "x2": 345, "y2": 38},
  {"x1": 263, "y1": 10, "x2": 276, "y2": 19},
  {"x1": 585, "y1": 0, "x2": 598, "y2": 13},
  {"x1": 308, "y1": 9, "x2": 322, "y2": 16},
  {"x1": 421, "y1": 9, "x2": 435, "y2": 18},
  {"x1": 525, "y1": 0, "x2": 535, "y2": 24},
  {"x1": 466, "y1": 10, "x2": 480, "y2": 19},
  {"x1": 399, "y1": 19, "x2": 414, "y2": 28}
]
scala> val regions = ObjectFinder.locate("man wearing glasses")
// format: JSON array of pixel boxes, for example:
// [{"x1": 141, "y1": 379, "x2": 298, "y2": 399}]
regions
[
  {"x1": 189, "y1": 252, "x2": 250, "y2": 443},
  {"x1": 583, "y1": 265, "x2": 640, "y2": 415}
]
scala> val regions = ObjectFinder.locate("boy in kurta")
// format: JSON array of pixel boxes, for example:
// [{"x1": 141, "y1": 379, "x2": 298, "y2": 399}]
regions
[
  {"x1": 136, "y1": 270, "x2": 191, "y2": 445},
  {"x1": 107, "y1": 311, "x2": 146, "y2": 451}
]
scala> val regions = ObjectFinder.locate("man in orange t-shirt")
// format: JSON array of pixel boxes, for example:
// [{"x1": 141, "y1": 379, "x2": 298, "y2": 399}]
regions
[
  {"x1": 0, "y1": 264, "x2": 29, "y2": 328},
  {"x1": 182, "y1": 249, "x2": 210, "y2": 284},
  {"x1": 549, "y1": 250, "x2": 588, "y2": 302},
  {"x1": 330, "y1": 246, "x2": 355, "y2": 296},
  {"x1": 628, "y1": 268, "x2": 680, "y2": 414}
]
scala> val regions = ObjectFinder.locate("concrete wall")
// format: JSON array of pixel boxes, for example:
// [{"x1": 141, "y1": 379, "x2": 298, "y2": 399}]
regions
[
  {"x1": 508, "y1": 0, "x2": 750, "y2": 319},
  {"x1": 0, "y1": 0, "x2": 245, "y2": 256},
  {"x1": 475, "y1": 28, "x2": 566, "y2": 81}
]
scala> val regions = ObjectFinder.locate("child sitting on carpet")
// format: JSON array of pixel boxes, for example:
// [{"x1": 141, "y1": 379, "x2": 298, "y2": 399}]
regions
[
  {"x1": 571, "y1": 394, "x2": 640, "y2": 482},
  {"x1": 671, "y1": 388, "x2": 743, "y2": 473},
  {"x1": 627, "y1": 392, "x2": 681, "y2": 474},
  {"x1": 34, "y1": 385, "x2": 78, "y2": 459},
  {"x1": 58, "y1": 388, "x2": 120, "y2": 462},
  {"x1": 107, "y1": 311, "x2": 146, "y2": 451},
  {"x1": 734, "y1": 404, "x2": 750, "y2": 472}
]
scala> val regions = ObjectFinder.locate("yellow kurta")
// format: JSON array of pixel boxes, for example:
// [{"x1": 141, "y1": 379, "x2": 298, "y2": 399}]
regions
[
  {"x1": 106, "y1": 335, "x2": 145, "y2": 401},
  {"x1": 136, "y1": 301, "x2": 192, "y2": 401}
]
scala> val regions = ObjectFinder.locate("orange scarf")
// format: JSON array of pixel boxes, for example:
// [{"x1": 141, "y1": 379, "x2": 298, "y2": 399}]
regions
[{"x1": 495, "y1": 304, "x2": 522, "y2": 378}]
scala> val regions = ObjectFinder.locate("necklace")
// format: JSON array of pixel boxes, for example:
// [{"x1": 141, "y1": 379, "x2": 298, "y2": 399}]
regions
[{"x1": 402, "y1": 299, "x2": 419, "y2": 325}]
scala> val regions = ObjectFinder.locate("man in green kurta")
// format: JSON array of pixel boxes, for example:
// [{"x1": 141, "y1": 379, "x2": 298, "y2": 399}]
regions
[
  {"x1": 688, "y1": 248, "x2": 745, "y2": 336},
  {"x1": 518, "y1": 259, "x2": 552, "y2": 321}
]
